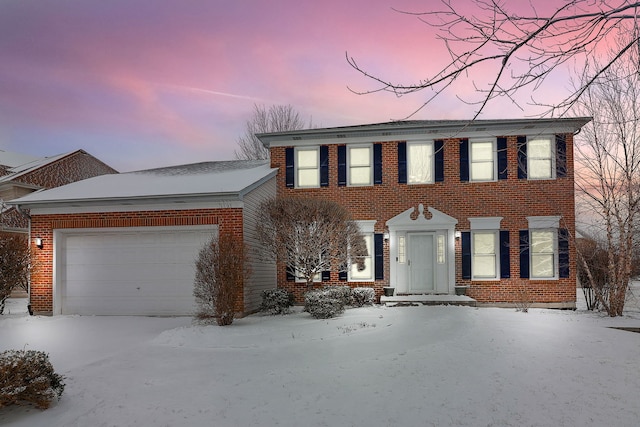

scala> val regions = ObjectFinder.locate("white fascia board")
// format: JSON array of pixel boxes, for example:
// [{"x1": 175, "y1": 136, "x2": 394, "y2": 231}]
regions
[{"x1": 29, "y1": 199, "x2": 244, "y2": 215}]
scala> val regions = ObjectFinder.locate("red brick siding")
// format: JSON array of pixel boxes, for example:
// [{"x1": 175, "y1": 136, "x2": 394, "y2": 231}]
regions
[
  {"x1": 29, "y1": 208, "x2": 244, "y2": 315},
  {"x1": 270, "y1": 135, "x2": 576, "y2": 305}
]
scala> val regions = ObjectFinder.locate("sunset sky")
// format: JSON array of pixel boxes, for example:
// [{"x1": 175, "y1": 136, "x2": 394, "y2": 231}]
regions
[{"x1": 1, "y1": 0, "x2": 576, "y2": 172}]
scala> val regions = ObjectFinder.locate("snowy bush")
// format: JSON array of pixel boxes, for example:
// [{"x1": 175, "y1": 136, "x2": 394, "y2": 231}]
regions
[
  {"x1": 260, "y1": 289, "x2": 295, "y2": 315},
  {"x1": 304, "y1": 289, "x2": 345, "y2": 319},
  {"x1": 0, "y1": 350, "x2": 65, "y2": 409},
  {"x1": 321, "y1": 286, "x2": 352, "y2": 306},
  {"x1": 351, "y1": 287, "x2": 375, "y2": 307}
]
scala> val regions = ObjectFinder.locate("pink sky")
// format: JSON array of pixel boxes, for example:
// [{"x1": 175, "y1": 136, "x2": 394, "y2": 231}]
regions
[{"x1": 0, "y1": 0, "x2": 580, "y2": 171}]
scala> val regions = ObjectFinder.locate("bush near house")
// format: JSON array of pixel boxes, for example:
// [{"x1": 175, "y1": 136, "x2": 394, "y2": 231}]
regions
[
  {"x1": 0, "y1": 350, "x2": 65, "y2": 409},
  {"x1": 260, "y1": 289, "x2": 295, "y2": 315},
  {"x1": 304, "y1": 288, "x2": 345, "y2": 319},
  {"x1": 351, "y1": 288, "x2": 375, "y2": 307}
]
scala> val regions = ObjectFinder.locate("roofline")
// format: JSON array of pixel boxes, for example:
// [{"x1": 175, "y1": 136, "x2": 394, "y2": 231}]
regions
[{"x1": 257, "y1": 117, "x2": 593, "y2": 147}]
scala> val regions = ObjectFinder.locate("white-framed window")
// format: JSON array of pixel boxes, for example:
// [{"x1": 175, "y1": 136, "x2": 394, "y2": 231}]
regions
[
  {"x1": 527, "y1": 136, "x2": 554, "y2": 179},
  {"x1": 397, "y1": 235, "x2": 406, "y2": 264},
  {"x1": 470, "y1": 139, "x2": 496, "y2": 181},
  {"x1": 408, "y1": 141, "x2": 434, "y2": 184},
  {"x1": 348, "y1": 145, "x2": 372, "y2": 186},
  {"x1": 295, "y1": 147, "x2": 319, "y2": 188},
  {"x1": 350, "y1": 233, "x2": 373, "y2": 281},
  {"x1": 472, "y1": 231, "x2": 498, "y2": 279},
  {"x1": 530, "y1": 229, "x2": 557, "y2": 279}
]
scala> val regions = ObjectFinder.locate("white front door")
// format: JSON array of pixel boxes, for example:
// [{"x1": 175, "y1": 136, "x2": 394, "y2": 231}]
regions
[{"x1": 408, "y1": 233, "x2": 435, "y2": 292}]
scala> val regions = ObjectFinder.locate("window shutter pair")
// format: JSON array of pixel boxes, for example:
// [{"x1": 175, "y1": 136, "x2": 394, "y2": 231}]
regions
[
  {"x1": 519, "y1": 229, "x2": 569, "y2": 278},
  {"x1": 517, "y1": 135, "x2": 567, "y2": 179},
  {"x1": 397, "y1": 141, "x2": 444, "y2": 183},
  {"x1": 338, "y1": 233, "x2": 384, "y2": 281},
  {"x1": 461, "y1": 231, "x2": 510, "y2": 280},
  {"x1": 460, "y1": 138, "x2": 507, "y2": 181},
  {"x1": 284, "y1": 146, "x2": 329, "y2": 187}
]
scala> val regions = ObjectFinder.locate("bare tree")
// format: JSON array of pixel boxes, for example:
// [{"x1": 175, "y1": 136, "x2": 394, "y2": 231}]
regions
[
  {"x1": 0, "y1": 233, "x2": 31, "y2": 314},
  {"x1": 255, "y1": 197, "x2": 367, "y2": 288},
  {"x1": 234, "y1": 104, "x2": 312, "y2": 160},
  {"x1": 572, "y1": 37, "x2": 640, "y2": 316},
  {"x1": 347, "y1": 1, "x2": 640, "y2": 118},
  {"x1": 193, "y1": 231, "x2": 250, "y2": 326}
]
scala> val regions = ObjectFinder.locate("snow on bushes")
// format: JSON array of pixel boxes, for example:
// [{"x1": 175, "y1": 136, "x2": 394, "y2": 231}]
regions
[
  {"x1": 260, "y1": 289, "x2": 295, "y2": 315},
  {"x1": 351, "y1": 287, "x2": 375, "y2": 307},
  {"x1": 0, "y1": 350, "x2": 65, "y2": 409},
  {"x1": 304, "y1": 289, "x2": 345, "y2": 319}
]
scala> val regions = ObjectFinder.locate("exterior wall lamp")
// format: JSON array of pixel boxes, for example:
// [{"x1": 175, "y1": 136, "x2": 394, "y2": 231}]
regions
[
  {"x1": 35, "y1": 237, "x2": 43, "y2": 249},
  {"x1": 455, "y1": 231, "x2": 462, "y2": 240}
]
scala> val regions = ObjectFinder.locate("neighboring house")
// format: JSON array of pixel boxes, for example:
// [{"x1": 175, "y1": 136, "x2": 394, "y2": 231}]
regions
[
  {"x1": 0, "y1": 149, "x2": 117, "y2": 233},
  {"x1": 258, "y1": 117, "x2": 591, "y2": 308},
  {"x1": 9, "y1": 160, "x2": 277, "y2": 316}
]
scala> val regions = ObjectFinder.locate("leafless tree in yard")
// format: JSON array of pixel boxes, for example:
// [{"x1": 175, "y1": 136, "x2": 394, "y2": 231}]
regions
[
  {"x1": 572, "y1": 33, "x2": 640, "y2": 316},
  {"x1": 234, "y1": 104, "x2": 313, "y2": 160},
  {"x1": 0, "y1": 233, "x2": 31, "y2": 315},
  {"x1": 347, "y1": 1, "x2": 640, "y2": 118},
  {"x1": 255, "y1": 197, "x2": 368, "y2": 289}
]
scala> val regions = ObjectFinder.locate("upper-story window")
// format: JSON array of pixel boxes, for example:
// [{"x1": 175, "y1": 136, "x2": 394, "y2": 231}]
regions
[
  {"x1": 295, "y1": 147, "x2": 319, "y2": 188},
  {"x1": 408, "y1": 142, "x2": 434, "y2": 184},
  {"x1": 348, "y1": 145, "x2": 372, "y2": 186},
  {"x1": 527, "y1": 136, "x2": 554, "y2": 179},
  {"x1": 470, "y1": 139, "x2": 495, "y2": 181}
]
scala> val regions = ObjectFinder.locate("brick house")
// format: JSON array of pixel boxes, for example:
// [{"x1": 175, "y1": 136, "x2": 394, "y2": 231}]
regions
[
  {"x1": 258, "y1": 118, "x2": 591, "y2": 308},
  {"x1": 0, "y1": 149, "x2": 117, "y2": 233},
  {"x1": 9, "y1": 160, "x2": 277, "y2": 316}
]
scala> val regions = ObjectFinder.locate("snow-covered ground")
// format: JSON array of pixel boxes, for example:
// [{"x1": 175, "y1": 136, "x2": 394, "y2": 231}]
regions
[{"x1": 1, "y1": 287, "x2": 639, "y2": 427}]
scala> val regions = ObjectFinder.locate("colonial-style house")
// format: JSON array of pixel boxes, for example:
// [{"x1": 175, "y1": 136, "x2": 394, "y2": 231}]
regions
[{"x1": 258, "y1": 118, "x2": 591, "y2": 308}]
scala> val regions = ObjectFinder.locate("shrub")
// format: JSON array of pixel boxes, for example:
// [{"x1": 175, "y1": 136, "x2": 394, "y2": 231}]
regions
[
  {"x1": 194, "y1": 232, "x2": 250, "y2": 326},
  {"x1": 0, "y1": 350, "x2": 65, "y2": 409},
  {"x1": 304, "y1": 289, "x2": 345, "y2": 319},
  {"x1": 321, "y1": 286, "x2": 352, "y2": 306},
  {"x1": 351, "y1": 287, "x2": 375, "y2": 307},
  {"x1": 260, "y1": 289, "x2": 295, "y2": 315}
]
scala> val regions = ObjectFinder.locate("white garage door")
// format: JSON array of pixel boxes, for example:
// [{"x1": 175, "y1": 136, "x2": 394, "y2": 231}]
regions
[{"x1": 58, "y1": 226, "x2": 217, "y2": 315}]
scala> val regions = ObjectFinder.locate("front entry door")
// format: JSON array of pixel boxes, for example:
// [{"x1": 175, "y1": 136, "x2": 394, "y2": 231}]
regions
[{"x1": 408, "y1": 233, "x2": 435, "y2": 292}]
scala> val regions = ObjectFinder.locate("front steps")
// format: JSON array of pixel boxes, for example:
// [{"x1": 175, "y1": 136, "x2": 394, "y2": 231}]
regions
[{"x1": 380, "y1": 294, "x2": 477, "y2": 307}]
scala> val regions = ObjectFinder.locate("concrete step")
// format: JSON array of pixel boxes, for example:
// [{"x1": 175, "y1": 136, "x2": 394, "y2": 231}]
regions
[{"x1": 380, "y1": 294, "x2": 477, "y2": 307}]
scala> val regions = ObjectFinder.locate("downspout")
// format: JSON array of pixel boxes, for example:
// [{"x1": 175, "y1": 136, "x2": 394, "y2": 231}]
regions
[{"x1": 15, "y1": 204, "x2": 34, "y2": 315}]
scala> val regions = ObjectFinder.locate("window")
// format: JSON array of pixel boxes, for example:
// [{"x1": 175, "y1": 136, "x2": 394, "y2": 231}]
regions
[
  {"x1": 528, "y1": 136, "x2": 554, "y2": 179},
  {"x1": 350, "y1": 233, "x2": 373, "y2": 281},
  {"x1": 295, "y1": 147, "x2": 319, "y2": 187},
  {"x1": 348, "y1": 145, "x2": 372, "y2": 186},
  {"x1": 470, "y1": 140, "x2": 495, "y2": 181},
  {"x1": 530, "y1": 230, "x2": 556, "y2": 278},
  {"x1": 472, "y1": 231, "x2": 498, "y2": 279},
  {"x1": 408, "y1": 142, "x2": 434, "y2": 184},
  {"x1": 398, "y1": 235, "x2": 406, "y2": 264}
]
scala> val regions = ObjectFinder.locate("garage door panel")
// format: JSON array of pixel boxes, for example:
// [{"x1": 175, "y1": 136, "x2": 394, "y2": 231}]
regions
[{"x1": 59, "y1": 228, "x2": 214, "y2": 315}]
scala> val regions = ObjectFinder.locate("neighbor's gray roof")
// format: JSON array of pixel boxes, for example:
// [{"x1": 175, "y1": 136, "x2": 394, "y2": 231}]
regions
[
  {"x1": 257, "y1": 117, "x2": 593, "y2": 146},
  {"x1": 9, "y1": 160, "x2": 276, "y2": 207},
  {"x1": 0, "y1": 150, "x2": 41, "y2": 168}
]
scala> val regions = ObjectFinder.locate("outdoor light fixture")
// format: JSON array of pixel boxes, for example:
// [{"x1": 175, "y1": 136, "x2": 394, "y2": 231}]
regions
[
  {"x1": 383, "y1": 231, "x2": 390, "y2": 240},
  {"x1": 35, "y1": 237, "x2": 43, "y2": 249},
  {"x1": 455, "y1": 231, "x2": 462, "y2": 240}
]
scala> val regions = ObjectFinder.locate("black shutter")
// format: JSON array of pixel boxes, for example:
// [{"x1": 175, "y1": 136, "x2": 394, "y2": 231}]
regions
[
  {"x1": 374, "y1": 233, "x2": 384, "y2": 280},
  {"x1": 374, "y1": 143, "x2": 383, "y2": 185},
  {"x1": 517, "y1": 136, "x2": 527, "y2": 179},
  {"x1": 337, "y1": 145, "x2": 347, "y2": 186},
  {"x1": 320, "y1": 145, "x2": 329, "y2": 187},
  {"x1": 519, "y1": 230, "x2": 530, "y2": 278},
  {"x1": 460, "y1": 139, "x2": 469, "y2": 182},
  {"x1": 461, "y1": 231, "x2": 471, "y2": 279},
  {"x1": 286, "y1": 265, "x2": 295, "y2": 281},
  {"x1": 398, "y1": 142, "x2": 407, "y2": 184},
  {"x1": 556, "y1": 134, "x2": 567, "y2": 178},
  {"x1": 285, "y1": 147, "x2": 294, "y2": 188},
  {"x1": 499, "y1": 230, "x2": 511, "y2": 278},
  {"x1": 435, "y1": 140, "x2": 444, "y2": 182},
  {"x1": 497, "y1": 137, "x2": 508, "y2": 180},
  {"x1": 558, "y1": 228, "x2": 570, "y2": 278},
  {"x1": 322, "y1": 270, "x2": 331, "y2": 281}
]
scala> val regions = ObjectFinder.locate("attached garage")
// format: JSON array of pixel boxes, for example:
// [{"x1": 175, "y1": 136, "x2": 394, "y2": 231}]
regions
[
  {"x1": 10, "y1": 160, "x2": 278, "y2": 316},
  {"x1": 57, "y1": 226, "x2": 216, "y2": 316}
]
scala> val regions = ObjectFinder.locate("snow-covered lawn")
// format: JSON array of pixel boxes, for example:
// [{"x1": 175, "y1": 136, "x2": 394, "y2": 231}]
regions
[{"x1": 1, "y1": 288, "x2": 639, "y2": 427}]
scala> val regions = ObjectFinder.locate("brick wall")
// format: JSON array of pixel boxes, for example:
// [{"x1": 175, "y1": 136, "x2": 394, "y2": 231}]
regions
[
  {"x1": 29, "y1": 208, "x2": 244, "y2": 315},
  {"x1": 270, "y1": 135, "x2": 576, "y2": 306}
]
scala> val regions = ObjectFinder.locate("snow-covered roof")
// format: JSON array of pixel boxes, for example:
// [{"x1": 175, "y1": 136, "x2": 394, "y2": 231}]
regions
[
  {"x1": 0, "y1": 150, "x2": 84, "y2": 183},
  {"x1": 0, "y1": 149, "x2": 41, "y2": 168},
  {"x1": 9, "y1": 160, "x2": 277, "y2": 208}
]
